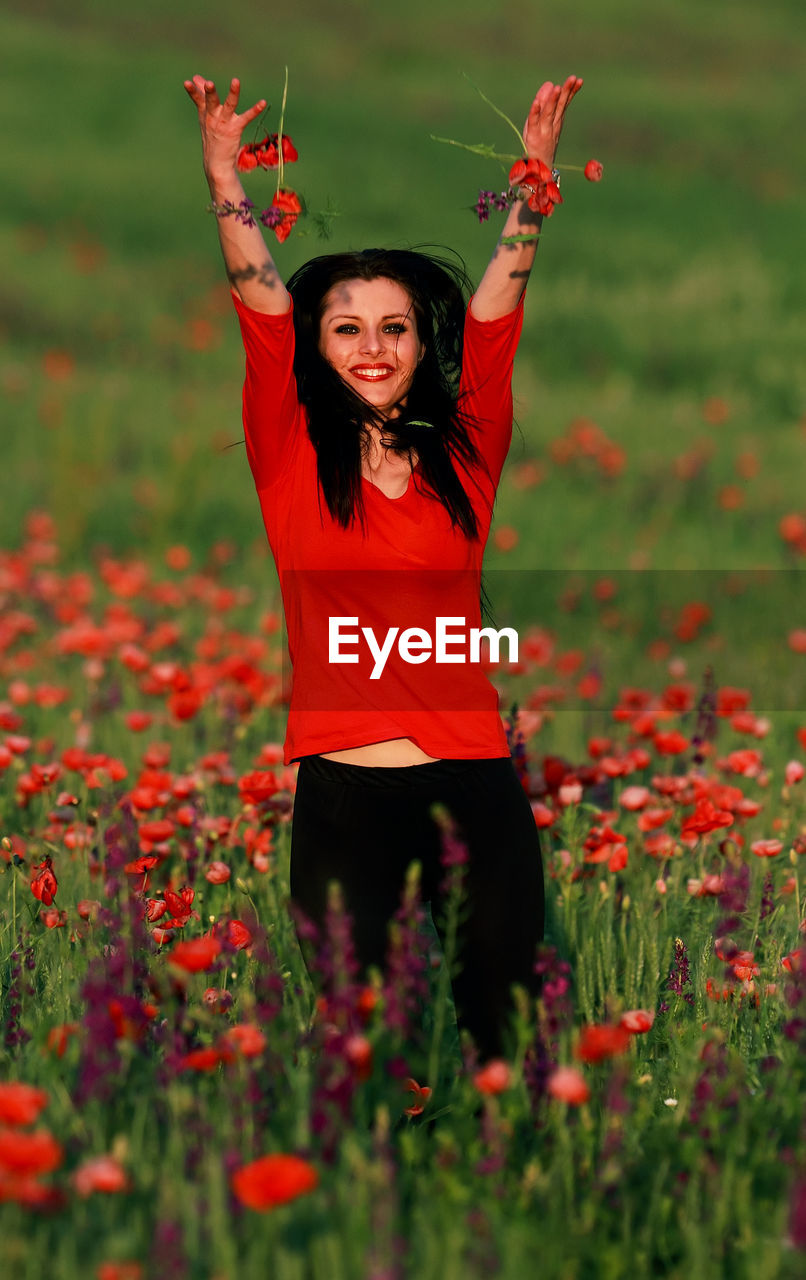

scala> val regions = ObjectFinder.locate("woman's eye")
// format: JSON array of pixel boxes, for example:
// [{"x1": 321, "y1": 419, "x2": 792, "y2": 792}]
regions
[
  {"x1": 334, "y1": 324, "x2": 359, "y2": 334},
  {"x1": 384, "y1": 323, "x2": 406, "y2": 334}
]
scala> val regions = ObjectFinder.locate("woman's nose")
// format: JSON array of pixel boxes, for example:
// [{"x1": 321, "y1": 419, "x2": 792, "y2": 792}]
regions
[{"x1": 359, "y1": 329, "x2": 384, "y2": 356}]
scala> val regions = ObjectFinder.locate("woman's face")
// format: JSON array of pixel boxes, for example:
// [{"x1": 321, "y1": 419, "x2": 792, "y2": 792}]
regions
[{"x1": 318, "y1": 277, "x2": 424, "y2": 415}]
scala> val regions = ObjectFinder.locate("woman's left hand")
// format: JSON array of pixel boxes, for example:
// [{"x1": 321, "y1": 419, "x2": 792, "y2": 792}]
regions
[{"x1": 522, "y1": 76, "x2": 583, "y2": 167}]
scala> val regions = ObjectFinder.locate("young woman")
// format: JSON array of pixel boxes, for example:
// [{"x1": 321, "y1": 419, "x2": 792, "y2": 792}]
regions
[{"x1": 185, "y1": 72, "x2": 583, "y2": 1061}]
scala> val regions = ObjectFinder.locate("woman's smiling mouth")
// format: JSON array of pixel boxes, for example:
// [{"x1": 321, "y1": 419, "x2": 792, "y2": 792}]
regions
[{"x1": 349, "y1": 364, "x2": 395, "y2": 382}]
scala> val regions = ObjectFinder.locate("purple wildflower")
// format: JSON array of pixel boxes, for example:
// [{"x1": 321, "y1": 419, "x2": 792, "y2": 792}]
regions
[
  {"x1": 690, "y1": 665, "x2": 717, "y2": 769},
  {"x1": 3, "y1": 933, "x2": 31, "y2": 1052},
  {"x1": 383, "y1": 863, "x2": 430, "y2": 1039},
  {"x1": 660, "y1": 936, "x2": 695, "y2": 1011},
  {"x1": 789, "y1": 1176, "x2": 806, "y2": 1251},
  {"x1": 524, "y1": 944, "x2": 573, "y2": 1108},
  {"x1": 259, "y1": 205, "x2": 283, "y2": 229},
  {"x1": 474, "y1": 190, "x2": 495, "y2": 223}
]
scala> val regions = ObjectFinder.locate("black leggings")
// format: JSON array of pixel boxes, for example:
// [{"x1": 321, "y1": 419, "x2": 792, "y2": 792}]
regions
[{"x1": 288, "y1": 754, "x2": 545, "y2": 1059}]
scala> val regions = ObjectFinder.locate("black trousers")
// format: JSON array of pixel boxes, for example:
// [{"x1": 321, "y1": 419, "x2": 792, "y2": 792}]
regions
[{"x1": 288, "y1": 754, "x2": 545, "y2": 1060}]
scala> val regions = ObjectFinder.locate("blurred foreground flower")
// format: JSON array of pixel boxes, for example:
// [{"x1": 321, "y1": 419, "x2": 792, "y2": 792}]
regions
[{"x1": 231, "y1": 1153, "x2": 318, "y2": 1210}]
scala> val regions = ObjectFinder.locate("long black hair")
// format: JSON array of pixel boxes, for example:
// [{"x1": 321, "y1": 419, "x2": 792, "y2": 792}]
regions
[{"x1": 286, "y1": 248, "x2": 487, "y2": 537}]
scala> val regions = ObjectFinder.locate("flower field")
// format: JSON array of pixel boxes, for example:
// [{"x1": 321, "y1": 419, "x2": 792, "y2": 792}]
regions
[{"x1": 1, "y1": 512, "x2": 805, "y2": 1279}]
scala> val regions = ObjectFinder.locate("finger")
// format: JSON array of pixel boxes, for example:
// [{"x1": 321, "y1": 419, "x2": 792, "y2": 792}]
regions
[
  {"x1": 222, "y1": 77, "x2": 241, "y2": 116},
  {"x1": 238, "y1": 98, "x2": 268, "y2": 128},
  {"x1": 203, "y1": 79, "x2": 222, "y2": 110},
  {"x1": 554, "y1": 75, "x2": 581, "y2": 120},
  {"x1": 184, "y1": 74, "x2": 207, "y2": 107}
]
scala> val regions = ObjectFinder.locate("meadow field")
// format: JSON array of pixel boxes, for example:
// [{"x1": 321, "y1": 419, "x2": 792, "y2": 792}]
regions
[{"x1": 1, "y1": 0, "x2": 806, "y2": 1275}]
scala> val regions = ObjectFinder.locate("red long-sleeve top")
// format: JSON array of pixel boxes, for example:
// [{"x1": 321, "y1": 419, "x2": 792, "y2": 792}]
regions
[{"x1": 232, "y1": 290, "x2": 524, "y2": 764}]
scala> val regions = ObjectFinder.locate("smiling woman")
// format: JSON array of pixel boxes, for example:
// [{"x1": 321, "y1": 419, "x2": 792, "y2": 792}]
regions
[{"x1": 184, "y1": 71, "x2": 583, "y2": 1062}]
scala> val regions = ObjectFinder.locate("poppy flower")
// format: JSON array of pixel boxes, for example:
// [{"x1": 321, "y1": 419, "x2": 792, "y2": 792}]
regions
[
  {"x1": 680, "y1": 798, "x2": 734, "y2": 838},
  {"x1": 231, "y1": 1153, "x2": 318, "y2": 1211},
  {"x1": 72, "y1": 1154, "x2": 129, "y2": 1196},
  {"x1": 0, "y1": 1083, "x2": 49, "y2": 1127},
  {"x1": 619, "y1": 1009, "x2": 654, "y2": 1034},
  {"x1": 226, "y1": 919, "x2": 253, "y2": 950},
  {"x1": 0, "y1": 1127, "x2": 63, "y2": 1176},
  {"x1": 575, "y1": 1023, "x2": 631, "y2": 1063},
  {"x1": 96, "y1": 1264, "x2": 143, "y2": 1280},
  {"x1": 508, "y1": 157, "x2": 562, "y2": 216},
  {"x1": 403, "y1": 1077, "x2": 432, "y2": 1117},
  {"x1": 751, "y1": 839, "x2": 784, "y2": 858},
  {"x1": 584, "y1": 159, "x2": 603, "y2": 182},
  {"x1": 31, "y1": 856, "x2": 57, "y2": 905},
  {"x1": 238, "y1": 770, "x2": 280, "y2": 805},
  {"x1": 221, "y1": 1023, "x2": 266, "y2": 1058},
  {"x1": 344, "y1": 1034, "x2": 373, "y2": 1080},
  {"x1": 547, "y1": 1066, "x2": 589, "y2": 1105},
  {"x1": 269, "y1": 189, "x2": 302, "y2": 244},
  {"x1": 237, "y1": 132, "x2": 298, "y2": 172},
  {"x1": 168, "y1": 934, "x2": 222, "y2": 973},
  {"x1": 472, "y1": 1060, "x2": 512, "y2": 1095},
  {"x1": 178, "y1": 1046, "x2": 233, "y2": 1072},
  {"x1": 205, "y1": 860, "x2": 231, "y2": 884}
]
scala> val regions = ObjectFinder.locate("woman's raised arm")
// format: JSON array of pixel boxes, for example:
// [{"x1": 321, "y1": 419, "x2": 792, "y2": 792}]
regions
[
  {"x1": 184, "y1": 75, "x2": 291, "y2": 314},
  {"x1": 471, "y1": 76, "x2": 583, "y2": 322}
]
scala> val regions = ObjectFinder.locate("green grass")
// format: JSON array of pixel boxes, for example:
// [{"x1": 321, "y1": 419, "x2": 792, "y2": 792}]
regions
[{"x1": 1, "y1": 0, "x2": 804, "y2": 568}]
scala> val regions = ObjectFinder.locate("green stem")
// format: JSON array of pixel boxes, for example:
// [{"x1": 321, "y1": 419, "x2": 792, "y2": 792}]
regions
[
  {"x1": 276, "y1": 65, "x2": 289, "y2": 200},
  {"x1": 462, "y1": 72, "x2": 526, "y2": 153}
]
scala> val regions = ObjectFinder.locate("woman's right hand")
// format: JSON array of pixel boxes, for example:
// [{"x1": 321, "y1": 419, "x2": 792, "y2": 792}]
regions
[{"x1": 183, "y1": 75, "x2": 267, "y2": 185}]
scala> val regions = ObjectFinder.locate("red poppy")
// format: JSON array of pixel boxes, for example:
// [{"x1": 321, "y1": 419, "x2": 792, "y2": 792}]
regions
[
  {"x1": 619, "y1": 1009, "x2": 654, "y2": 1034},
  {"x1": 680, "y1": 798, "x2": 734, "y2": 838},
  {"x1": 41, "y1": 908, "x2": 67, "y2": 929},
  {"x1": 584, "y1": 159, "x2": 603, "y2": 182},
  {"x1": 751, "y1": 838, "x2": 784, "y2": 858},
  {"x1": 46, "y1": 1023, "x2": 79, "y2": 1057},
  {"x1": 205, "y1": 860, "x2": 231, "y2": 884},
  {"x1": 403, "y1": 1077, "x2": 432, "y2": 1117},
  {"x1": 96, "y1": 1264, "x2": 143, "y2": 1280},
  {"x1": 226, "y1": 919, "x2": 253, "y2": 950},
  {"x1": 653, "y1": 730, "x2": 689, "y2": 755},
  {"x1": 221, "y1": 1023, "x2": 266, "y2": 1058},
  {"x1": 231, "y1": 1153, "x2": 318, "y2": 1210},
  {"x1": 238, "y1": 770, "x2": 280, "y2": 804},
  {"x1": 508, "y1": 157, "x2": 562, "y2": 216},
  {"x1": 237, "y1": 132, "x2": 298, "y2": 172},
  {"x1": 344, "y1": 1034, "x2": 373, "y2": 1080},
  {"x1": 164, "y1": 887, "x2": 194, "y2": 923},
  {"x1": 169, "y1": 934, "x2": 222, "y2": 973},
  {"x1": 547, "y1": 1066, "x2": 589, "y2": 1105},
  {"x1": 72, "y1": 1154, "x2": 129, "y2": 1196},
  {"x1": 575, "y1": 1023, "x2": 631, "y2": 1063},
  {"x1": 0, "y1": 1127, "x2": 63, "y2": 1176},
  {"x1": 472, "y1": 1059, "x2": 512, "y2": 1095},
  {"x1": 271, "y1": 188, "x2": 302, "y2": 244},
  {"x1": 0, "y1": 1083, "x2": 49, "y2": 1127},
  {"x1": 178, "y1": 1046, "x2": 233, "y2": 1072},
  {"x1": 31, "y1": 856, "x2": 57, "y2": 905}
]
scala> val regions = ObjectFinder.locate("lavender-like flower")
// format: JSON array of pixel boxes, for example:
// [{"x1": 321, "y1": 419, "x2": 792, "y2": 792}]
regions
[
  {"x1": 383, "y1": 862, "x2": 430, "y2": 1039},
  {"x1": 474, "y1": 190, "x2": 495, "y2": 223},
  {"x1": 3, "y1": 933, "x2": 31, "y2": 1052},
  {"x1": 690, "y1": 664, "x2": 717, "y2": 769},
  {"x1": 524, "y1": 944, "x2": 573, "y2": 1108},
  {"x1": 660, "y1": 936, "x2": 695, "y2": 1011},
  {"x1": 259, "y1": 205, "x2": 283, "y2": 229}
]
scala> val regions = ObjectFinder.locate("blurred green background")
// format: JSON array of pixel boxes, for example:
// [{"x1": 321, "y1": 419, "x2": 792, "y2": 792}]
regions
[{"x1": 2, "y1": 0, "x2": 805, "y2": 573}]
